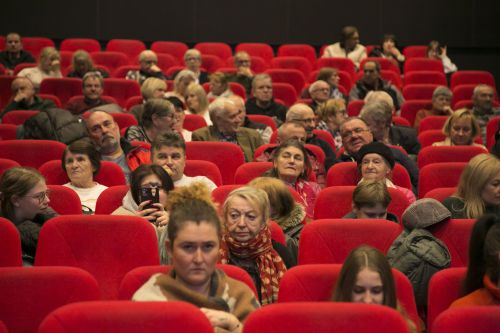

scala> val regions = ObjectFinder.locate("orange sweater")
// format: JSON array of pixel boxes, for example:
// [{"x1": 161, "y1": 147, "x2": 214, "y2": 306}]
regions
[{"x1": 450, "y1": 275, "x2": 500, "y2": 308}]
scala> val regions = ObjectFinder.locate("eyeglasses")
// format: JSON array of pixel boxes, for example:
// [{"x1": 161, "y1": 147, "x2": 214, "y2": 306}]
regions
[
  {"x1": 141, "y1": 182, "x2": 162, "y2": 189},
  {"x1": 341, "y1": 127, "x2": 370, "y2": 139},
  {"x1": 25, "y1": 190, "x2": 51, "y2": 204}
]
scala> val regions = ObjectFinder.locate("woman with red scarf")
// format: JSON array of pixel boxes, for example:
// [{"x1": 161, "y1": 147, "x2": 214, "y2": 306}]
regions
[{"x1": 219, "y1": 186, "x2": 295, "y2": 305}]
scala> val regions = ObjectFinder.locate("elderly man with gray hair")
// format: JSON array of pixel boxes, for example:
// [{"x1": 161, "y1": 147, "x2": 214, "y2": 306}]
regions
[
  {"x1": 308, "y1": 80, "x2": 331, "y2": 111},
  {"x1": 413, "y1": 86, "x2": 453, "y2": 129},
  {"x1": 192, "y1": 97, "x2": 263, "y2": 161},
  {"x1": 126, "y1": 50, "x2": 166, "y2": 85},
  {"x1": 245, "y1": 73, "x2": 288, "y2": 125},
  {"x1": 471, "y1": 84, "x2": 500, "y2": 143}
]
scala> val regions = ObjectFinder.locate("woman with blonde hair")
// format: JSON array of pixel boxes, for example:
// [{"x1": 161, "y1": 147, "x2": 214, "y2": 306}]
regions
[
  {"x1": 443, "y1": 154, "x2": 500, "y2": 218},
  {"x1": 18, "y1": 46, "x2": 62, "y2": 90},
  {"x1": 67, "y1": 50, "x2": 109, "y2": 78},
  {"x1": 433, "y1": 108, "x2": 487, "y2": 149},
  {"x1": 316, "y1": 98, "x2": 348, "y2": 150},
  {"x1": 129, "y1": 77, "x2": 167, "y2": 123},
  {"x1": 165, "y1": 69, "x2": 196, "y2": 103},
  {"x1": 185, "y1": 82, "x2": 211, "y2": 125}
]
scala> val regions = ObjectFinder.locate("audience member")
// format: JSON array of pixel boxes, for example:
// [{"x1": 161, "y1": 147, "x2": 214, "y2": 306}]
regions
[
  {"x1": 85, "y1": 110, "x2": 150, "y2": 181},
  {"x1": 343, "y1": 180, "x2": 399, "y2": 223},
  {"x1": 192, "y1": 97, "x2": 263, "y2": 162},
  {"x1": 264, "y1": 140, "x2": 321, "y2": 218},
  {"x1": 471, "y1": 84, "x2": 500, "y2": 143},
  {"x1": 451, "y1": 214, "x2": 500, "y2": 307},
  {"x1": 245, "y1": 74, "x2": 287, "y2": 126},
  {"x1": 66, "y1": 50, "x2": 109, "y2": 78},
  {"x1": 387, "y1": 199, "x2": 451, "y2": 311},
  {"x1": 207, "y1": 71, "x2": 233, "y2": 99},
  {"x1": 126, "y1": 50, "x2": 166, "y2": 85},
  {"x1": 180, "y1": 49, "x2": 209, "y2": 84},
  {"x1": 368, "y1": 34, "x2": 405, "y2": 69},
  {"x1": 227, "y1": 51, "x2": 254, "y2": 95},
  {"x1": 323, "y1": 26, "x2": 367, "y2": 70},
  {"x1": 134, "y1": 183, "x2": 259, "y2": 332},
  {"x1": 339, "y1": 117, "x2": 419, "y2": 191},
  {"x1": 286, "y1": 103, "x2": 337, "y2": 170},
  {"x1": 350, "y1": 61, "x2": 404, "y2": 110},
  {"x1": 357, "y1": 141, "x2": 416, "y2": 203},
  {"x1": 17, "y1": 46, "x2": 62, "y2": 90},
  {"x1": 360, "y1": 100, "x2": 421, "y2": 155},
  {"x1": 129, "y1": 77, "x2": 167, "y2": 123},
  {"x1": 302, "y1": 67, "x2": 346, "y2": 101},
  {"x1": 151, "y1": 131, "x2": 217, "y2": 191},
  {"x1": 433, "y1": 108, "x2": 486, "y2": 149},
  {"x1": 0, "y1": 167, "x2": 57, "y2": 265},
  {"x1": 125, "y1": 98, "x2": 177, "y2": 143},
  {"x1": 219, "y1": 186, "x2": 294, "y2": 304},
  {"x1": 414, "y1": 86, "x2": 453, "y2": 129},
  {"x1": 165, "y1": 69, "x2": 196, "y2": 103},
  {"x1": 185, "y1": 82, "x2": 212, "y2": 125},
  {"x1": 249, "y1": 177, "x2": 307, "y2": 262},
  {"x1": 316, "y1": 98, "x2": 348, "y2": 151},
  {"x1": 166, "y1": 96, "x2": 192, "y2": 142},
  {"x1": 442, "y1": 153, "x2": 500, "y2": 218},
  {"x1": 427, "y1": 40, "x2": 457, "y2": 74},
  {"x1": 0, "y1": 77, "x2": 56, "y2": 118},
  {"x1": 65, "y1": 72, "x2": 116, "y2": 115},
  {"x1": 308, "y1": 80, "x2": 331, "y2": 111},
  {"x1": 62, "y1": 139, "x2": 108, "y2": 214},
  {"x1": 229, "y1": 95, "x2": 272, "y2": 144},
  {"x1": 332, "y1": 245, "x2": 417, "y2": 333},
  {"x1": 0, "y1": 33, "x2": 35, "y2": 76}
]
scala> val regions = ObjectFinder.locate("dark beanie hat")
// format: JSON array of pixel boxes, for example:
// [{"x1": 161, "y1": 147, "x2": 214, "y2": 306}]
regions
[{"x1": 357, "y1": 142, "x2": 395, "y2": 169}]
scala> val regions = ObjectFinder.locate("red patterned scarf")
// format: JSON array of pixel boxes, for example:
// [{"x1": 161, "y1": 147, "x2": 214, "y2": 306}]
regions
[{"x1": 219, "y1": 225, "x2": 287, "y2": 305}]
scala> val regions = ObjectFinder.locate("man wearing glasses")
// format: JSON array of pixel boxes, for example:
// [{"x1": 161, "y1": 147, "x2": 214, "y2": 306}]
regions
[
  {"x1": 308, "y1": 80, "x2": 331, "y2": 112},
  {"x1": 126, "y1": 50, "x2": 166, "y2": 85},
  {"x1": 349, "y1": 60, "x2": 404, "y2": 110}
]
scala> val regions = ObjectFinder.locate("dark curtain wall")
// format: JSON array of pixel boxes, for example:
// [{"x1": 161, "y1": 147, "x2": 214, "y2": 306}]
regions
[{"x1": 1, "y1": 0, "x2": 499, "y2": 82}]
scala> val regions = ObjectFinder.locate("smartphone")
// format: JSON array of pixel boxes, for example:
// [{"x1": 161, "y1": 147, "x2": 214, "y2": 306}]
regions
[{"x1": 140, "y1": 187, "x2": 159, "y2": 210}]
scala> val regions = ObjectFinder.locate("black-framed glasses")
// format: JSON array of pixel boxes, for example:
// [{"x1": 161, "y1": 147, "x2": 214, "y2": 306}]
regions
[{"x1": 341, "y1": 128, "x2": 370, "y2": 139}]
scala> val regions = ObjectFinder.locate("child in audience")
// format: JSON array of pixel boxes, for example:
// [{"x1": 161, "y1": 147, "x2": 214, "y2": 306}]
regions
[{"x1": 427, "y1": 40, "x2": 457, "y2": 74}]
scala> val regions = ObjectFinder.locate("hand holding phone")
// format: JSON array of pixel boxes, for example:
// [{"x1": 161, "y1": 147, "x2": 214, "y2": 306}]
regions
[{"x1": 140, "y1": 187, "x2": 160, "y2": 210}]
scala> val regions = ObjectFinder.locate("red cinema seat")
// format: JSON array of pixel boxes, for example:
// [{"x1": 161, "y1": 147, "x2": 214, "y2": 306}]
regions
[
  {"x1": 0, "y1": 140, "x2": 66, "y2": 168},
  {"x1": 316, "y1": 58, "x2": 357, "y2": 82},
  {"x1": 418, "y1": 130, "x2": 446, "y2": 148},
  {"x1": 278, "y1": 44, "x2": 317, "y2": 66},
  {"x1": 60, "y1": 38, "x2": 101, "y2": 53},
  {"x1": 0, "y1": 266, "x2": 99, "y2": 333},
  {"x1": 309, "y1": 69, "x2": 353, "y2": 91},
  {"x1": 39, "y1": 301, "x2": 213, "y2": 333},
  {"x1": 244, "y1": 303, "x2": 411, "y2": 333},
  {"x1": 38, "y1": 93, "x2": 62, "y2": 107},
  {"x1": 271, "y1": 56, "x2": 313, "y2": 78},
  {"x1": 151, "y1": 41, "x2": 189, "y2": 64},
  {"x1": 427, "y1": 267, "x2": 466, "y2": 333},
  {"x1": 450, "y1": 70, "x2": 496, "y2": 90},
  {"x1": 403, "y1": 45, "x2": 427, "y2": 59},
  {"x1": 184, "y1": 114, "x2": 207, "y2": 131},
  {"x1": 102, "y1": 78, "x2": 141, "y2": 107},
  {"x1": 35, "y1": 215, "x2": 160, "y2": 299},
  {"x1": 202, "y1": 81, "x2": 246, "y2": 100},
  {"x1": 106, "y1": 39, "x2": 146, "y2": 64},
  {"x1": 423, "y1": 187, "x2": 456, "y2": 202},
  {"x1": 418, "y1": 116, "x2": 449, "y2": 133},
  {"x1": 266, "y1": 69, "x2": 306, "y2": 96},
  {"x1": 400, "y1": 100, "x2": 433, "y2": 127},
  {"x1": 200, "y1": 54, "x2": 224, "y2": 73},
  {"x1": 278, "y1": 264, "x2": 420, "y2": 332},
  {"x1": 404, "y1": 71, "x2": 447, "y2": 86},
  {"x1": 13, "y1": 62, "x2": 36, "y2": 75},
  {"x1": 211, "y1": 184, "x2": 243, "y2": 207},
  {"x1": 39, "y1": 78, "x2": 83, "y2": 105},
  {"x1": 393, "y1": 116, "x2": 411, "y2": 127},
  {"x1": 91, "y1": 51, "x2": 130, "y2": 73},
  {"x1": 119, "y1": 264, "x2": 257, "y2": 300},
  {"x1": 1, "y1": 110, "x2": 39, "y2": 125},
  {"x1": 247, "y1": 114, "x2": 277, "y2": 131},
  {"x1": 417, "y1": 146, "x2": 488, "y2": 168},
  {"x1": 404, "y1": 58, "x2": 444, "y2": 74},
  {"x1": 21, "y1": 37, "x2": 55, "y2": 58},
  {"x1": 47, "y1": 184, "x2": 83, "y2": 215},
  {"x1": 94, "y1": 185, "x2": 129, "y2": 214},
  {"x1": 298, "y1": 218, "x2": 402, "y2": 264},
  {"x1": 156, "y1": 53, "x2": 179, "y2": 70},
  {"x1": 431, "y1": 218, "x2": 474, "y2": 268},
  {"x1": 0, "y1": 124, "x2": 17, "y2": 140},
  {"x1": 235, "y1": 43, "x2": 274, "y2": 64},
  {"x1": 184, "y1": 160, "x2": 223, "y2": 186},
  {"x1": 0, "y1": 321, "x2": 6, "y2": 333},
  {"x1": 40, "y1": 160, "x2": 127, "y2": 187},
  {"x1": 234, "y1": 162, "x2": 273, "y2": 184},
  {"x1": 194, "y1": 42, "x2": 232, "y2": 61},
  {"x1": 112, "y1": 65, "x2": 139, "y2": 78},
  {"x1": 111, "y1": 112, "x2": 138, "y2": 128},
  {"x1": 347, "y1": 99, "x2": 365, "y2": 116},
  {"x1": 432, "y1": 306, "x2": 500, "y2": 333},
  {"x1": 0, "y1": 217, "x2": 22, "y2": 267},
  {"x1": 0, "y1": 158, "x2": 20, "y2": 177},
  {"x1": 486, "y1": 116, "x2": 500, "y2": 148},
  {"x1": 0, "y1": 75, "x2": 16, "y2": 110},
  {"x1": 452, "y1": 84, "x2": 499, "y2": 107},
  {"x1": 314, "y1": 186, "x2": 411, "y2": 221},
  {"x1": 403, "y1": 84, "x2": 440, "y2": 100},
  {"x1": 418, "y1": 162, "x2": 466, "y2": 198},
  {"x1": 124, "y1": 95, "x2": 143, "y2": 111},
  {"x1": 186, "y1": 141, "x2": 245, "y2": 185},
  {"x1": 312, "y1": 129, "x2": 337, "y2": 152},
  {"x1": 272, "y1": 82, "x2": 297, "y2": 106}
]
